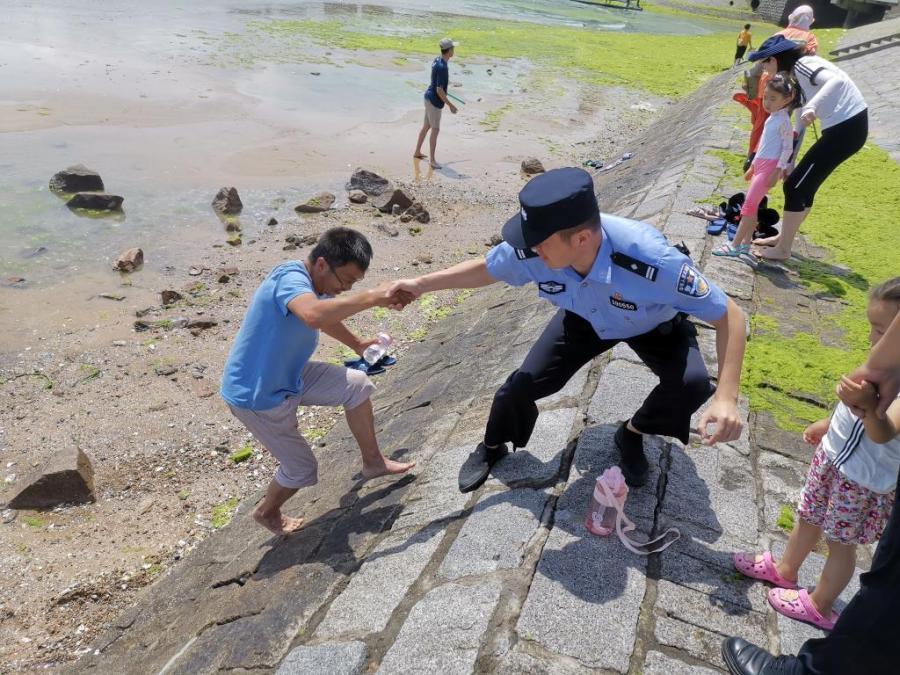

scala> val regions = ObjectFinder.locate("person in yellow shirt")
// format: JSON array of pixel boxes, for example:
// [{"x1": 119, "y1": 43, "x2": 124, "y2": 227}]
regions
[{"x1": 735, "y1": 24, "x2": 753, "y2": 66}]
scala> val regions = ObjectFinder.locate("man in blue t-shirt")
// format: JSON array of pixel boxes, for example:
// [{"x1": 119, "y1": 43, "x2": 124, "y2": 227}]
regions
[
  {"x1": 414, "y1": 37, "x2": 458, "y2": 169},
  {"x1": 221, "y1": 227, "x2": 415, "y2": 536}
]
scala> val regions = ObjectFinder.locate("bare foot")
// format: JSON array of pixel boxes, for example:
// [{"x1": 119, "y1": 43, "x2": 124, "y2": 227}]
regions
[
  {"x1": 254, "y1": 509, "x2": 305, "y2": 536},
  {"x1": 413, "y1": 152, "x2": 427, "y2": 159},
  {"x1": 753, "y1": 245, "x2": 792, "y2": 261},
  {"x1": 753, "y1": 233, "x2": 780, "y2": 247},
  {"x1": 430, "y1": 161, "x2": 442, "y2": 169},
  {"x1": 362, "y1": 458, "x2": 416, "y2": 480}
]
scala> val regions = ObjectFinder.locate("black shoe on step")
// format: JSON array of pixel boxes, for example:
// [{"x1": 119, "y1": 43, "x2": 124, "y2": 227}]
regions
[
  {"x1": 721, "y1": 637, "x2": 806, "y2": 675},
  {"x1": 458, "y1": 442, "x2": 508, "y2": 493},
  {"x1": 615, "y1": 422, "x2": 649, "y2": 487}
]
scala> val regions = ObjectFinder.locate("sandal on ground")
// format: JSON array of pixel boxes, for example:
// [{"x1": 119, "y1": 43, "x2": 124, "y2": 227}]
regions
[
  {"x1": 732, "y1": 551, "x2": 799, "y2": 589},
  {"x1": 712, "y1": 242, "x2": 749, "y2": 257},
  {"x1": 768, "y1": 587, "x2": 839, "y2": 631}
]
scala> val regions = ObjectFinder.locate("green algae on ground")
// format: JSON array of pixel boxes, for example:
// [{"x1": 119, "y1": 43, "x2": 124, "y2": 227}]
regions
[
  {"x1": 777, "y1": 504, "x2": 796, "y2": 533},
  {"x1": 741, "y1": 143, "x2": 900, "y2": 431},
  {"x1": 211, "y1": 497, "x2": 240, "y2": 529},
  {"x1": 252, "y1": 17, "x2": 749, "y2": 98},
  {"x1": 480, "y1": 104, "x2": 513, "y2": 132},
  {"x1": 230, "y1": 442, "x2": 253, "y2": 464}
]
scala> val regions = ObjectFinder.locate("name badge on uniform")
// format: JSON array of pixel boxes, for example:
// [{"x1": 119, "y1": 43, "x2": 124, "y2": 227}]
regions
[
  {"x1": 609, "y1": 293, "x2": 637, "y2": 311},
  {"x1": 676, "y1": 263, "x2": 711, "y2": 298},
  {"x1": 538, "y1": 281, "x2": 566, "y2": 295}
]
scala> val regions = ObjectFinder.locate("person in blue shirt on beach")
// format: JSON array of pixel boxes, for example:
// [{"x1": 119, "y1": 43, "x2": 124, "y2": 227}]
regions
[
  {"x1": 221, "y1": 228, "x2": 415, "y2": 536},
  {"x1": 414, "y1": 37, "x2": 458, "y2": 169},
  {"x1": 391, "y1": 168, "x2": 747, "y2": 493}
]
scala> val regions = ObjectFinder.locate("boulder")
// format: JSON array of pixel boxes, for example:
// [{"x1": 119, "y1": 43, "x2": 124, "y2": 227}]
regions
[
  {"x1": 295, "y1": 192, "x2": 335, "y2": 214},
  {"x1": 6, "y1": 448, "x2": 95, "y2": 509},
  {"x1": 113, "y1": 248, "x2": 144, "y2": 273},
  {"x1": 348, "y1": 189, "x2": 368, "y2": 204},
  {"x1": 346, "y1": 168, "x2": 392, "y2": 196},
  {"x1": 375, "y1": 188, "x2": 414, "y2": 214},
  {"x1": 211, "y1": 187, "x2": 243, "y2": 215},
  {"x1": 49, "y1": 164, "x2": 104, "y2": 193},
  {"x1": 67, "y1": 192, "x2": 123, "y2": 211},
  {"x1": 521, "y1": 157, "x2": 545, "y2": 175}
]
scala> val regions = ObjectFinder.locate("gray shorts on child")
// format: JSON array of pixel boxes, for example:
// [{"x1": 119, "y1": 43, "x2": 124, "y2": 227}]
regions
[{"x1": 228, "y1": 361, "x2": 374, "y2": 489}]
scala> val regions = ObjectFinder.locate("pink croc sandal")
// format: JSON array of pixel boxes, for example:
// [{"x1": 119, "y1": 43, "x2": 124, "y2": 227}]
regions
[
  {"x1": 768, "y1": 588, "x2": 839, "y2": 631},
  {"x1": 732, "y1": 551, "x2": 799, "y2": 589}
]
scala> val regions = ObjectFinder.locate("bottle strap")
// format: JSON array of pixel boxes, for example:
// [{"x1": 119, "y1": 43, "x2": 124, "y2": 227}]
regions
[{"x1": 599, "y1": 480, "x2": 681, "y2": 556}]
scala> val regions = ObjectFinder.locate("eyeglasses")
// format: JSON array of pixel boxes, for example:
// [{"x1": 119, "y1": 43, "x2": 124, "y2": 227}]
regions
[{"x1": 327, "y1": 263, "x2": 357, "y2": 291}]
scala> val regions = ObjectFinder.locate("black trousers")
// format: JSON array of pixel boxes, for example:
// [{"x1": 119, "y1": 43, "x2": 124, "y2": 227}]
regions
[
  {"x1": 484, "y1": 310, "x2": 715, "y2": 448},
  {"x1": 798, "y1": 467, "x2": 900, "y2": 674},
  {"x1": 783, "y1": 109, "x2": 868, "y2": 212}
]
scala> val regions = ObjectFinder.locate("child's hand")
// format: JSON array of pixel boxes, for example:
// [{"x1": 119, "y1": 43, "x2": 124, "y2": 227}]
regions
[
  {"x1": 803, "y1": 418, "x2": 830, "y2": 445},
  {"x1": 768, "y1": 171, "x2": 781, "y2": 188},
  {"x1": 837, "y1": 376, "x2": 878, "y2": 417},
  {"x1": 743, "y1": 167, "x2": 754, "y2": 182}
]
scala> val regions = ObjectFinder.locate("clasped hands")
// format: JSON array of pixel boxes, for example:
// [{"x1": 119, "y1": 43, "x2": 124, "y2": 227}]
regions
[{"x1": 372, "y1": 278, "x2": 426, "y2": 311}]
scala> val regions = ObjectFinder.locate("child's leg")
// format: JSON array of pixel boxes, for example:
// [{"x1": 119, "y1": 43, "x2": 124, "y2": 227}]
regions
[
  {"x1": 809, "y1": 540, "x2": 856, "y2": 616},
  {"x1": 776, "y1": 517, "x2": 822, "y2": 582},
  {"x1": 733, "y1": 160, "x2": 776, "y2": 246}
]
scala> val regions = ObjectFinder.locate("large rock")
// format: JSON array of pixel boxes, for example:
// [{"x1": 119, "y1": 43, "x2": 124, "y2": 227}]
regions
[
  {"x1": 67, "y1": 192, "x2": 123, "y2": 211},
  {"x1": 521, "y1": 157, "x2": 546, "y2": 175},
  {"x1": 295, "y1": 192, "x2": 336, "y2": 214},
  {"x1": 6, "y1": 448, "x2": 95, "y2": 509},
  {"x1": 211, "y1": 187, "x2": 243, "y2": 215},
  {"x1": 49, "y1": 164, "x2": 104, "y2": 192},
  {"x1": 113, "y1": 248, "x2": 144, "y2": 273},
  {"x1": 374, "y1": 188, "x2": 414, "y2": 214},
  {"x1": 346, "y1": 168, "x2": 392, "y2": 196}
]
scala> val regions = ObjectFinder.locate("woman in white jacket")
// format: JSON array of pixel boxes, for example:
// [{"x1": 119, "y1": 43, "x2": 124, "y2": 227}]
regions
[{"x1": 747, "y1": 35, "x2": 868, "y2": 261}]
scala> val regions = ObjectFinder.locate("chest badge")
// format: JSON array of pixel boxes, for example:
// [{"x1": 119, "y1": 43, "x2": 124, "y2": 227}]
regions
[
  {"x1": 538, "y1": 281, "x2": 566, "y2": 295},
  {"x1": 609, "y1": 292, "x2": 638, "y2": 311}
]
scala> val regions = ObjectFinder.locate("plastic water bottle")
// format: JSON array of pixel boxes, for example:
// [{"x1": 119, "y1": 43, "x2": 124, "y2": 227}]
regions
[
  {"x1": 584, "y1": 466, "x2": 628, "y2": 536},
  {"x1": 363, "y1": 333, "x2": 393, "y2": 365}
]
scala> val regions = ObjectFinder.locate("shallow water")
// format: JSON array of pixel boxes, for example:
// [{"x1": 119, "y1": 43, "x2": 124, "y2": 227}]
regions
[{"x1": 0, "y1": 0, "x2": 723, "y2": 292}]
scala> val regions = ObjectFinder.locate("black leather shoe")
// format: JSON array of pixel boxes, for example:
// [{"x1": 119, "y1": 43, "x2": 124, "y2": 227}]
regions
[
  {"x1": 614, "y1": 423, "x2": 649, "y2": 487},
  {"x1": 722, "y1": 637, "x2": 807, "y2": 675},
  {"x1": 458, "y1": 442, "x2": 508, "y2": 493}
]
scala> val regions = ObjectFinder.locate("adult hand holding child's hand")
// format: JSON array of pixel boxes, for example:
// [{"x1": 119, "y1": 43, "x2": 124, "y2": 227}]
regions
[{"x1": 837, "y1": 375, "x2": 879, "y2": 419}]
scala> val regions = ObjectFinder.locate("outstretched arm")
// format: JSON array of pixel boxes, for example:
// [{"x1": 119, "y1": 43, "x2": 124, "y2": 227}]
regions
[
  {"x1": 392, "y1": 258, "x2": 498, "y2": 298},
  {"x1": 288, "y1": 282, "x2": 412, "y2": 329}
]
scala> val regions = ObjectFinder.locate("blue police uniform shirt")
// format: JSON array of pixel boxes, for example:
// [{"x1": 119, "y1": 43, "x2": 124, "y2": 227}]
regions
[
  {"x1": 424, "y1": 57, "x2": 449, "y2": 109},
  {"x1": 220, "y1": 261, "x2": 321, "y2": 410},
  {"x1": 485, "y1": 213, "x2": 728, "y2": 340}
]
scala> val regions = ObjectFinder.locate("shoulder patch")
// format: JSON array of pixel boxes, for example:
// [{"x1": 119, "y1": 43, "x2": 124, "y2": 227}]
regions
[
  {"x1": 514, "y1": 247, "x2": 539, "y2": 260},
  {"x1": 538, "y1": 281, "x2": 566, "y2": 295},
  {"x1": 676, "y1": 263, "x2": 711, "y2": 299},
  {"x1": 611, "y1": 252, "x2": 659, "y2": 281}
]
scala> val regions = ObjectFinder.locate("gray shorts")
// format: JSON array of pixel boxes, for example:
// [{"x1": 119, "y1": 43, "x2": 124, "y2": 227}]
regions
[
  {"x1": 227, "y1": 362, "x2": 374, "y2": 489},
  {"x1": 424, "y1": 99, "x2": 443, "y2": 129}
]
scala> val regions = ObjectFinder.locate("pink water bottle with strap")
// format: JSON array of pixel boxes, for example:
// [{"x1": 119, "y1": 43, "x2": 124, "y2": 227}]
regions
[{"x1": 585, "y1": 466, "x2": 628, "y2": 536}]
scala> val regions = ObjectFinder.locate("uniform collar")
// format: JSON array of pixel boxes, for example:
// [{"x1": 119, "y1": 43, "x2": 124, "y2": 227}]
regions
[
  {"x1": 561, "y1": 226, "x2": 611, "y2": 283},
  {"x1": 587, "y1": 226, "x2": 613, "y2": 283}
]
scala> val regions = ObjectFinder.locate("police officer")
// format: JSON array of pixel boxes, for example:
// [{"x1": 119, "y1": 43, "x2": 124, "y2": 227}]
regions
[{"x1": 392, "y1": 168, "x2": 746, "y2": 492}]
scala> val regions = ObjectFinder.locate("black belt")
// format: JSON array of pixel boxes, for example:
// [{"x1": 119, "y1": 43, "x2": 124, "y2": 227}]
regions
[{"x1": 654, "y1": 312, "x2": 687, "y2": 336}]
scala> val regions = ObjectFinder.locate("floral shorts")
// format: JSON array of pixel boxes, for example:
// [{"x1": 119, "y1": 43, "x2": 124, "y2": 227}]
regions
[{"x1": 798, "y1": 444, "x2": 895, "y2": 545}]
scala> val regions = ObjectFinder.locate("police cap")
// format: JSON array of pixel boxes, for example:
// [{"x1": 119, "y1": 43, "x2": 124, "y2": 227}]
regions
[{"x1": 501, "y1": 167, "x2": 600, "y2": 249}]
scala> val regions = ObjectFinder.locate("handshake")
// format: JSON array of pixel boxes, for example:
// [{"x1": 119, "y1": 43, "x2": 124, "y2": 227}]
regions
[{"x1": 372, "y1": 278, "x2": 426, "y2": 311}]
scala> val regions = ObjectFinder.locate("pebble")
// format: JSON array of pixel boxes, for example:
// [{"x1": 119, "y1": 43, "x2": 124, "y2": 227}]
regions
[{"x1": 1, "y1": 509, "x2": 16, "y2": 524}]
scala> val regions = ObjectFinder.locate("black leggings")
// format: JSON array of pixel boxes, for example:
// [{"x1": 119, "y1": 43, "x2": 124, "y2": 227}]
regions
[{"x1": 783, "y1": 108, "x2": 868, "y2": 212}]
